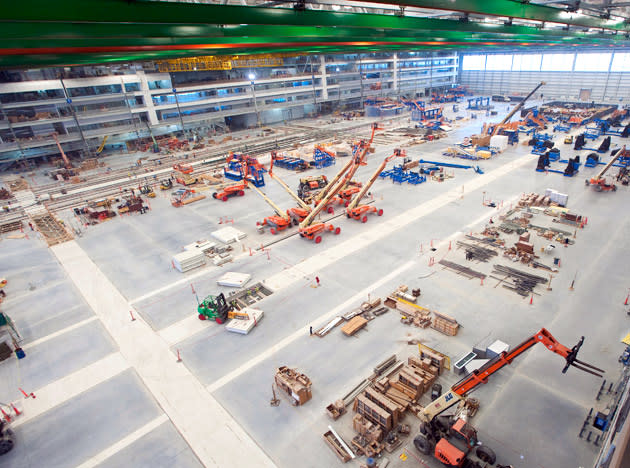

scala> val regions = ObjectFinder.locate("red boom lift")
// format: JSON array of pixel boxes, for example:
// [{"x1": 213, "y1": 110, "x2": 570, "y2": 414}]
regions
[
  {"x1": 346, "y1": 149, "x2": 404, "y2": 222},
  {"x1": 413, "y1": 328, "x2": 603, "y2": 468}
]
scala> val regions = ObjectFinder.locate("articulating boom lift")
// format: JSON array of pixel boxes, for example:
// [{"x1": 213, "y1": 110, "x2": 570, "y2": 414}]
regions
[
  {"x1": 585, "y1": 145, "x2": 626, "y2": 192},
  {"x1": 269, "y1": 151, "x2": 312, "y2": 224},
  {"x1": 313, "y1": 123, "x2": 381, "y2": 207},
  {"x1": 346, "y1": 149, "x2": 404, "y2": 222},
  {"x1": 414, "y1": 328, "x2": 604, "y2": 468},
  {"x1": 250, "y1": 182, "x2": 295, "y2": 234}
]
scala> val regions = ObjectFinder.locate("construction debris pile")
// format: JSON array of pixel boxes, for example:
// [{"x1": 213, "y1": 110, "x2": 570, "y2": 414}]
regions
[
  {"x1": 383, "y1": 285, "x2": 460, "y2": 336},
  {"x1": 323, "y1": 353, "x2": 446, "y2": 463},
  {"x1": 314, "y1": 297, "x2": 387, "y2": 338},
  {"x1": 274, "y1": 366, "x2": 312, "y2": 406}
]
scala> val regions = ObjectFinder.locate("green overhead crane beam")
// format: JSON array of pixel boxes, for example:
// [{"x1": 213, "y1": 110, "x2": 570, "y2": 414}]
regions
[
  {"x1": 0, "y1": 0, "x2": 628, "y2": 68},
  {"x1": 359, "y1": 0, "x2": 630, "y2": 32}
]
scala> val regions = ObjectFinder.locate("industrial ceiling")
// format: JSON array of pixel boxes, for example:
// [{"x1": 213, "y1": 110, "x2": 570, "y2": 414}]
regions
[{"x1": 1, "y1": 0, "x2": 630, "y2": 68}]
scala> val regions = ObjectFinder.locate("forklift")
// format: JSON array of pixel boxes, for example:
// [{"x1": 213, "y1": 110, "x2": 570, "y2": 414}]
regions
[
  {"x1": 160, "y1": 179, "x2": 173, "y2": 190},
  {"x1": 413, "y1": 328, "x2": 603, "y2": 468},
  {"x1": 197, "y1": 293, "x2": 249, "y2": 324}
]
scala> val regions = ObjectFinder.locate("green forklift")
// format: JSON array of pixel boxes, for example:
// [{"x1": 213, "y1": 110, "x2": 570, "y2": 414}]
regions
[
  {"x1": 197, "y1": 293, "x2": 251, "y2": 324},
  {"x1": 197, "y1": 293, "x2": 232, "y2": 324}
]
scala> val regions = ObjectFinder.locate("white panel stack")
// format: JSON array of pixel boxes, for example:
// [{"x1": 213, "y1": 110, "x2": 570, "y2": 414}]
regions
[
  {"x1": 225, "y1": 308, "x2": 263, "y2": 335},
  {"x1": 486, "y1": 340, "x2": 510, "y2": 359},
  {"x1": 183, "y1": 240, "x2": 216, "y2": 254},
  {"x1": 464, "y1": 358, "x2": 490, "y2": 374},
  {"x1": 544, "y1": 188, "x2": 568, "y2": 207},
  {"x1": 490, "y1": 135, "x2": 509, "y2": 152},
  {"x1": 217, "y1": 272, "x2": 251, "y2": 288},
  {"x1": 211, "y1": 227, "x2": 247, "y2": 244},
  {"x1": 172, "y1": 250, "x2": 206, "y2": 273}
]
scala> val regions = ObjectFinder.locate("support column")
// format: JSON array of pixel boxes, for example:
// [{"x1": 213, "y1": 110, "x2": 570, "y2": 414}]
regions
[
  {"x1": 59, "y1": 78, "x2": 89, "y2": 160},
  {"x1": 320, "y1": 55, "x2": 329, "y2": 100},
  {"x1": 136, "y1": 70, "x2": 159, "y2": 126},
  {"x1": 393, "y1": 53, "x2": 399, "y2": 93}
]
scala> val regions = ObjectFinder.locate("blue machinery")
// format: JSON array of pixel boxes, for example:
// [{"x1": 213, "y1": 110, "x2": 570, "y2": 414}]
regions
[
  {"x1": 379, "y1": 165, "x2": 426, "y2": 185},
  {"x1": 417, "y1": 159, "x2": 484, "y2": 174},
  {"x1": 467, "y1": 97, "x2": 490, "y2": 110}
]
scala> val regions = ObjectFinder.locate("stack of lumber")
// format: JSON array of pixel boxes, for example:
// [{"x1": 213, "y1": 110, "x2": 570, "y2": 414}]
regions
[
  {"x1": 518, "y1": 192, "x2": 551, "y2": 207},
  {"x1": 432, "y1": 311, "x2": 459, "y2": 336},
  {"x1": 341, "y1": 316, "x2": 368, "y2": 336}
]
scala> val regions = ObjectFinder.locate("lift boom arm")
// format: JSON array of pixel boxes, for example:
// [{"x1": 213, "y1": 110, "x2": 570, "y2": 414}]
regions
[
  {"x1": 347, "y1": 149, "x2": 403, "y2": 211},
  {"x1": 247, "y1": 182, "x2": 289, "y2": 221},
  {"x1": 314, "y1": 123, "x2": 380, "y2": 202},
  {"x1": 299, "y1": 151, "x2": 365, "y2": 228},
  {"x1": 51, "y1": 133, "x2": 72, "y2": 169},
  {"x1": 419, "y1": 328, "x2": 604, "y2": 423},
  {"x1": 490, "y1": 82, "x2": 545, "y2": 136},
  {"x1": 595, "y1": 145, "x2": 625, "y2": 180},
  {"x1": 269, "y1": 152, "x2": 312, "y2": 211}
]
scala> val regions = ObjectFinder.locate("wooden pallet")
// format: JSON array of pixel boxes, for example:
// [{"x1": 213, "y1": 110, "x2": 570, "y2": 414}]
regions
[
  {"x1": 31, "y1": 211, "x2": 73, "y2": 246},
  {"x1": 0, "y1": 220, "x2": 23, "y2": 233}
]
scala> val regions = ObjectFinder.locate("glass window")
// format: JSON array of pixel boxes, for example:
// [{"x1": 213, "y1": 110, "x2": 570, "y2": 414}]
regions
[
  {"x1": 462, "y1": 55, "x2": 485, "y2": 70},
  {"x1": 541, "y1": 53, "x2": 574, "y2": 71},
  {"x1": 574, "y1": 53, "x2": 611, "y2": 72},
  {"x1": 611, "y1": 53, "x2": 630, "y2": 72},
  {"x1": 512, "y1": 54, "x2": 542, "y2": 71},
  {"x1": 485, "y1": 55, "x2": 513, "y2": 71}
]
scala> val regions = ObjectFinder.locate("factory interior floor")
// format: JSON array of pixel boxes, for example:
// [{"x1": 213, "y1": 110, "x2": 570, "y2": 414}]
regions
[{"x1": 1, "y1": 102, "x2": 628, "y2": 468}]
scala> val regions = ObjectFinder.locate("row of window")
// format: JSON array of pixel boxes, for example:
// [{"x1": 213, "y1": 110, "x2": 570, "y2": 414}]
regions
[{"x1": 462, "y1": 52, "x2": 630, "y2": 72}]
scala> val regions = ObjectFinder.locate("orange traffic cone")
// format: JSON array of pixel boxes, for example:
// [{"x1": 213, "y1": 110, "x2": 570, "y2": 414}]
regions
[
  {"x1": 1, "y1": 407, "x2": 11, "y2": 422},
  {"x1": 480, "y1": 277, "x2": 484, "y2": 286},
  {"x1": 529, "y1": 295, "x2": 534, "y2": 305},
  {"x1": 625, "y1": 294, "x2": 629, "y2": 306}
]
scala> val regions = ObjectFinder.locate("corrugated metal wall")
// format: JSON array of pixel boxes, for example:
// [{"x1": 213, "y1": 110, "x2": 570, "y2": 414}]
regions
[{"x1": 461, "y1": 70, "x2": 630, "y2": 103}]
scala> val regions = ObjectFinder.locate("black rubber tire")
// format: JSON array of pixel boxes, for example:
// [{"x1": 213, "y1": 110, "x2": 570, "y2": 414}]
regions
[
  {"x1": 413, "y1": 434, "x2": 432, "y2": 455},
  {"x1": 0, "y1": 430, "x2": 15, "y2": 456},
  {"x1": 476, "y1": 445, "x2": 497, "y2": 464}
]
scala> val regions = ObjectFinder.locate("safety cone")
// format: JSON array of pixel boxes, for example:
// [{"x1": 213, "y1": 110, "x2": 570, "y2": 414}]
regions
[
  {"x1": 191, "y1": 283, "x2": 196, "y2": 294},
  {"x1": 480, "y1": 277, "x2": 484, "y2": 286},
  {"x1": 171, "y1": 260, "x2": 176, "y2": 270},
  {"x1": 529, "y1": 295, "x2": 534, "y2": 305},
  {"x1": 219, "y1": 217, "x2": 223, "y2": 224},
  {"x1": 625, "y1": 294, "x2": 629, "y2": 306},
  {"x1": 11, "y1": 404, "x2": 20, "y2": 416},
  {"x1": 176, "y1": 349, "x2": 182, "y2": 363},
  {"x1": 129, "y1": 310, "x2": 136, "y2": 321},
  {"x1": 430, "y1": 240, "x2": 433, "y2": 248},
  {"x1": 584, "y1": 217, "x2": 588, "y2": 225},
  {"x1": 1, "y1": 407, "x2": 11, "y2": 422},
  {"x1": 18, "y1": 388, "x2": 29, "y2": 398},
  {"x1": 249, "y1": 248, "x2": 253, "y2": 256},
  {"x1": 448, "y1": 241, "x2": 452, "y2": 251}
]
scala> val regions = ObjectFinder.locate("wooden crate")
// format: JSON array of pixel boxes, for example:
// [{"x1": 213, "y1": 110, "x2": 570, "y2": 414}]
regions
[{"x1": 341, "y1": 316, "x2": 368, "y2": 336}]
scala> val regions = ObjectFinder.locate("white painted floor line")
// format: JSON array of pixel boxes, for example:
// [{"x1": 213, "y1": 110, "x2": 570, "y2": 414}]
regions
[
  {"x1": 207, "y1": 260, "x2": 415, "y2": 393},
  {"x1": 24, "y1": 316, "x2": 99, "y2": 350},
  {"x1": 159, "y1": 315, "x2": 214, "y2": 346},
  {"x1": 74, "y1": 414, "x2": 169, "y2": 468},
  {"x1": 52, "y1": 241, "x2": 275, "y2": 468},
  {"x1": 13, "y1": 352, "x2": 129, "y2": 428},
  {"x1": 129, "y1": 262, "x2": 219, "y2": 305}
]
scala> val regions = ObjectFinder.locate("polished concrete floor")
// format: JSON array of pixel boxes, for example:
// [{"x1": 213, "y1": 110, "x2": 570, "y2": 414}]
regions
[{"x1": 1, "y1": 105, "x2": 628, "y2": 468}]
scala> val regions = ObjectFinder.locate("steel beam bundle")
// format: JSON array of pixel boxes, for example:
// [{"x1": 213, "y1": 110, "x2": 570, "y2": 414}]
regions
[{"x1": 492, "y1": 264, "x2": 548, "y2": 297}]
